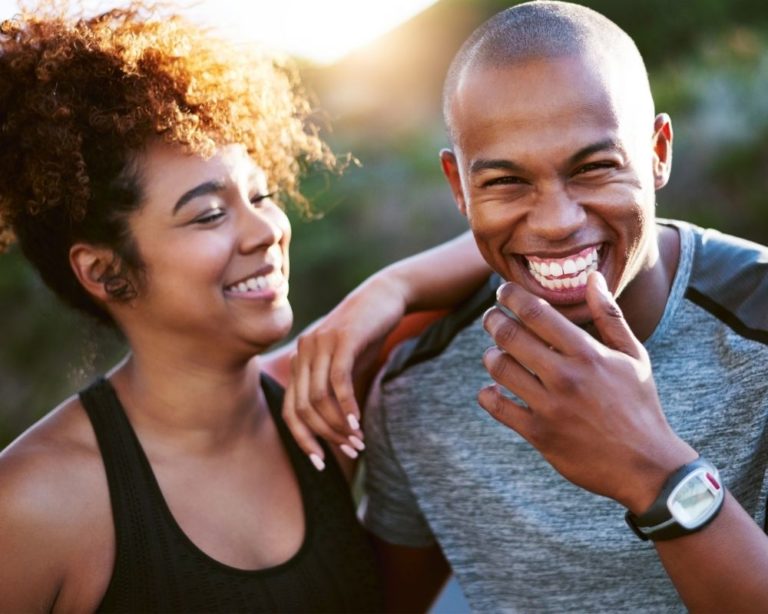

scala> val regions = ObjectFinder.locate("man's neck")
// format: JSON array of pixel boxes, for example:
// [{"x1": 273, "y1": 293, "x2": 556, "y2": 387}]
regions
[{"x1": 617, "y1": 223, "x2": 681, "y2": 343}]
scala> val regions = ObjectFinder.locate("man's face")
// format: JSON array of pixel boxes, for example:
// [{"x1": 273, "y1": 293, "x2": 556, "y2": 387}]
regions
[{"x1": 442, "y1": 55, "x2": 671, "y2": 324}]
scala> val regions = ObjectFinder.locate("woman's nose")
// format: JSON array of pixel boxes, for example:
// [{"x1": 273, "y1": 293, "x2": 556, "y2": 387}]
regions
[{"x1": 237, "y1": 198, "x2": 287, "y2": 253}]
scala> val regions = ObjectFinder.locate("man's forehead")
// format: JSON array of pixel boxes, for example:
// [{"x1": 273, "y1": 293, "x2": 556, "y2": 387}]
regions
[
  {"x1": 452, "y1": 58, "x2": 610, "y2": 119},
  {"x1": 450, "y1": 56, "x2": 648, "y2": 140}
]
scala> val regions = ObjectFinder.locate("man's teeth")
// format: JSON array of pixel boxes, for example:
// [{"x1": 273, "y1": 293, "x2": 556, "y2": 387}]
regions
[
  {"x1": 527, "y1": 246, "x2": 600, "y2": 291},
  {"x1": 226, "y1": 271, "x2": 283, "y2": 293}
]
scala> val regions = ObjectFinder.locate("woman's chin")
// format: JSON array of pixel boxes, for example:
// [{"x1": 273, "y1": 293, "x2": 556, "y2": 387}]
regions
[{"x1": 259, "y1": 310, "x2": 294, "y2": 348}]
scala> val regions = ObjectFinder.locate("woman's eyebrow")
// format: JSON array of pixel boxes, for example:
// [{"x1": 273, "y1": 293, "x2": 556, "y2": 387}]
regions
[{"x1": 172, "y1": 180, "x2": 227, "y2": 214}]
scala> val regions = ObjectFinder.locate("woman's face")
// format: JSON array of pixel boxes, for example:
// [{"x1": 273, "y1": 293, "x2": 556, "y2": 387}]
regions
[{"x1": 120, "y1": 141, "x2": 293, "y2": 357}]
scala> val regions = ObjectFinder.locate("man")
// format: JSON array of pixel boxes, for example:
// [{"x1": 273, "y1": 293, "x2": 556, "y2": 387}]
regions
[{"x1": 361, "y1": 2, "x2": 768, "y2": 611}]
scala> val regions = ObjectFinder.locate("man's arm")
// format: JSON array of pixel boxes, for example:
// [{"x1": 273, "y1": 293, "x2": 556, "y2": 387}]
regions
[
  {"x1": 480, "y1": 272, "x2": 768, "y2": 611},
  {"x1": 369, "y1": 534, "x2": 451, "y2": 613}
]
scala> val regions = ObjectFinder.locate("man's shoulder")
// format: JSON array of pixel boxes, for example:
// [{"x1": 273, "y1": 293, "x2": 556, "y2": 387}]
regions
[
  {"x1": 382, "y1": 273, "x2": 499, "y2": 384},
  {"x1": 677, "y1": 221, "x2": 768, "y2": 342}
]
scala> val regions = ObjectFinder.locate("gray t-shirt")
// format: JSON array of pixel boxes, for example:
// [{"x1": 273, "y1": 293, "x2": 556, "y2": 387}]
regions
[{"x1": 363, "y1": 220, "x2": 768, "y2": 613}]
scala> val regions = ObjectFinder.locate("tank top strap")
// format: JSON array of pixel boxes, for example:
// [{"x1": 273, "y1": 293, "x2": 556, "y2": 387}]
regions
[{"x1": 79, "y1": 377, "x2": 180, "y2": 611}]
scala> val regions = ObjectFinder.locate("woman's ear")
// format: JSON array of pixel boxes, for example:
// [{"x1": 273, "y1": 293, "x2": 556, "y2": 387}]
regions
[{"x1": 69, "y1": 243, "x2": 118, "y2": 303}]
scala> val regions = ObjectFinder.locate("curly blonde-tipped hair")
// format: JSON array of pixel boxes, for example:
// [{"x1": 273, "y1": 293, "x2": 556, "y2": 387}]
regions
[{"x1": 0, "y1": 1, "x2": 334, "y2": 324}]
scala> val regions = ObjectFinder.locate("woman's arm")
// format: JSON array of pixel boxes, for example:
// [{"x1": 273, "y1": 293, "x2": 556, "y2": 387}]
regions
[{"x1": 265, "y1": 230, "x2": 490, "y2": 466}]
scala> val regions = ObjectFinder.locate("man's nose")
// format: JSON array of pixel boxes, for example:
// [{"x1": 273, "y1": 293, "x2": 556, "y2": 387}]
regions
[{"x1": 526, "y1": 183, "x2": 586, "y2": 241}]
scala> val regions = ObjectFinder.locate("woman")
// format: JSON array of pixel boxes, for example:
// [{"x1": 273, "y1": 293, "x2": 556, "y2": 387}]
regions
[{"x1": 0, "y1": 4, "x2": 488, "y2": 611}]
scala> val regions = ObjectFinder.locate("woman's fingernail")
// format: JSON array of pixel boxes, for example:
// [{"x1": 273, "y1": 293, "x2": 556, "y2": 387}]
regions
[
  {"x1": 346, "y1": 414, "x2": 360, "y2": 431},
  {"x1": 348, "y1": 435, "x2": 365, "y2": 451},
  {"x1": 309, "y1": 453, "x2": 326, "y2": 471},
  {"x1": 340, "y1": 444, "x2": 359, "y2": 459}
]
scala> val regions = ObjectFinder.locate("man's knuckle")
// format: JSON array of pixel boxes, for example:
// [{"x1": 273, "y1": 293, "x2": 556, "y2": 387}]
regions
[
  {"x1": 487, "y1": 395, "x2": 507, "y2": 421},
  {"x1": 494, "y1": 320, "x2": 520, "y2": 346},
  {"x1": 573, "y1": 347, "x2": 598, "y2": 367},
  {"x1": 518, "y1": 299, "x2": 546, "y2": 322},
  {"x1": 604, "y1": 302, "x2": 624, "y2": 320},
  {"x1": 486, "y1": 351, "x2": 511, "y2": 381},
  {"x1": 550, "y1": 368, "x2": 579, "y2": 393}
]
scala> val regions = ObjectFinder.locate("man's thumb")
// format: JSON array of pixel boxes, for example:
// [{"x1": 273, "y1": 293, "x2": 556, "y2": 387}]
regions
[{"x1": 586, "y1": 272, "x2": 644, "y2": 359}]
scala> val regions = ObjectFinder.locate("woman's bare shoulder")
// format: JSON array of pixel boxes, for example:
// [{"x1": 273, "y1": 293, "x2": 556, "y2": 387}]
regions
[
  {"x1": 0, "y1": 393, "x2": 113, "y2": 610},
  {"x1": 0, "y1": 391, "x2": 111, "y2": 526},
  {"x1": 0, "y1": 393, "x2": 104, "y2": 496}
]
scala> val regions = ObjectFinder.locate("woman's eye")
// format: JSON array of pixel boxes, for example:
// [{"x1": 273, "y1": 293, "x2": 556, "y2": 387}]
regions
[
  {"x1": 250, "y1": 191, "x2": 276, "y2": 206},
  {"x1": 194, "y1": 209, "x2": 225, "y2": 224}
]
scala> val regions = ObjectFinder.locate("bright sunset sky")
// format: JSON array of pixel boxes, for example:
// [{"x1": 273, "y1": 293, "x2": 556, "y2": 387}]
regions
[{"x1": 0, "y1": 0, "x2": 438, "y2": 64}]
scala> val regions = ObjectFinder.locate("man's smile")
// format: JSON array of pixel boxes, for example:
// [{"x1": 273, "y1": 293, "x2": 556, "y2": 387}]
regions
[{"x1": 524, "y1": 244, "x2": 602, "y2": 292}]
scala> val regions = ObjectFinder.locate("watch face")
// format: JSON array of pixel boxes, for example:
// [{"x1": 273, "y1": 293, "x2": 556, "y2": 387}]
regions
[{"x1": 668, "y1": 469, "x2": 723, "y2": 529}]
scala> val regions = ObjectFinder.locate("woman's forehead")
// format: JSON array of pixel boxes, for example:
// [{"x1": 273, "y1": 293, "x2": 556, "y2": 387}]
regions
[{"x1": 139, "y1": 142, "x2": 266, "y2": 195}]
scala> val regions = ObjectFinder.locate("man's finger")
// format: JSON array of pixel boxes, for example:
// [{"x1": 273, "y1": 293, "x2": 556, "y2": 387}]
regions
[
  {"x1": 482, "y1": 346, "x2": 546, "y2": 409},
  {"x1": 495, "y1": 282, "x2": 594, "y2": 356},
  {"x1": 477, "y1": 384, "x2": 534, "y2": 437},
  {"x1": 483, "y1": 306, "x2": 565, "y2": 380},
  {"x1": 585, "y1": 272, "x2": 644, "y2": 360}
]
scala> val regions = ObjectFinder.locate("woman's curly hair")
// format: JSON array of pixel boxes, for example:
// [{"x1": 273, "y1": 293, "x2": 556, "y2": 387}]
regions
[{"x1": 0, "y1": 1, "x2": 334, "y2": 325}]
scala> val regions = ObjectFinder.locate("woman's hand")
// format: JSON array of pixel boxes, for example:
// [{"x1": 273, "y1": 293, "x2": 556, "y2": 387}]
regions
[
  {"x1": 281, "y1": 231, "x2": 490, "y2": 469},
  {"x1": 282, "y1": 274, "x2": 408, "y2": 469}
]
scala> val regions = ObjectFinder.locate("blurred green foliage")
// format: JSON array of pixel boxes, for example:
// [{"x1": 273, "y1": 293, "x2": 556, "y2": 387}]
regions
[{"x1": 3, "y1": 0, "x2": 768, "y2": 446}]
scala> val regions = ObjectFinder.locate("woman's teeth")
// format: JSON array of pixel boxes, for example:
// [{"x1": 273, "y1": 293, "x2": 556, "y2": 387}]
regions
[
  {"x1": 226, "y1": 271, "x2": 283, "y2": 293},
  {"x1": 527, "y1": 246, "x2": 600, "y2": 291}
]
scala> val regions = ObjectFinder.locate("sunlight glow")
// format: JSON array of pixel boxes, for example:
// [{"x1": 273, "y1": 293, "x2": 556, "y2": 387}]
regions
[
  {"x1": 0, "y1": 0, "x2": 438, "y2": 65},
  {"x1": 188, "y1": 0, "x2": 438, "y2": 64}
]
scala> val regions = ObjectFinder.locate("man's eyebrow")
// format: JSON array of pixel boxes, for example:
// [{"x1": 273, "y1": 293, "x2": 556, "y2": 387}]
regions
[
  {"x1": 468, "y1": 140, "x2": 625, "y2": 176},
  {"x1": 172, "y1": 180, "x2": 226, "y2": 214},
  {"x1": 469, "y1": 159, "x2": 525, "y2": 174},
  {"x1": 568, "y1": 139, "x2": 624, "y2": 166}
]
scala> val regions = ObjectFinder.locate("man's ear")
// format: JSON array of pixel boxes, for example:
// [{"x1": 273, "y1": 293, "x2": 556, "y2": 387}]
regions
[
  {"x1": 440, "y1": 148, "x2": 468, "y2": 216},
  {"x1": 652, "y1": 113, "x2": 673, "y2": 190},
  {"x1": 69, "y1": 243, "x2": 118, "y2": 303}
]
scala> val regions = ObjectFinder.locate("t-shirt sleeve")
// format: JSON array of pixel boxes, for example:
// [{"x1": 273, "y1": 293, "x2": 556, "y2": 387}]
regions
[{"x1": 362, "y1": 370, "x2": 436, "y2": 548}]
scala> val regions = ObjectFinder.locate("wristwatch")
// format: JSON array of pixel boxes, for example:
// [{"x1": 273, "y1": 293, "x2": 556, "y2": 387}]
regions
[{"x1": 625, "y1": 457, "x2": 725, "y2": 541}]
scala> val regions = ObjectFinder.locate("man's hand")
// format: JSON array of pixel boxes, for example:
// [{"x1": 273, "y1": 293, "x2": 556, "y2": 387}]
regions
[{"x1": 479, "y1": 271, "x2": 696, "y2": 514}]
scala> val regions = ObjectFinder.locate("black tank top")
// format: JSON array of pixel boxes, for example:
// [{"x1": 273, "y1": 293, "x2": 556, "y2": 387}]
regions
[{"x1": 79, "y1": 374, "x2": 384, "y2": 613}]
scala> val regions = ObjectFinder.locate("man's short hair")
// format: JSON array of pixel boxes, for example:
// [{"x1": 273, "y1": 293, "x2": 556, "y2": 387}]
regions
[{"x1": 442, "y1": 1, "x2": 651, "y2": 141}]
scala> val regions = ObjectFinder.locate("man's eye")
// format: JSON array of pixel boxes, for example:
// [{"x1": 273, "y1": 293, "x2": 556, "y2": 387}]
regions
[
  {"x1": 482, "y1": 176, "x2": 525, "y2": 188},
  {"x1": 250, "y1": 191, "x2": 276, "y2": 206},
  {"x1": 575, "y1": 162, "x2": 615, "y2": 175}
]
